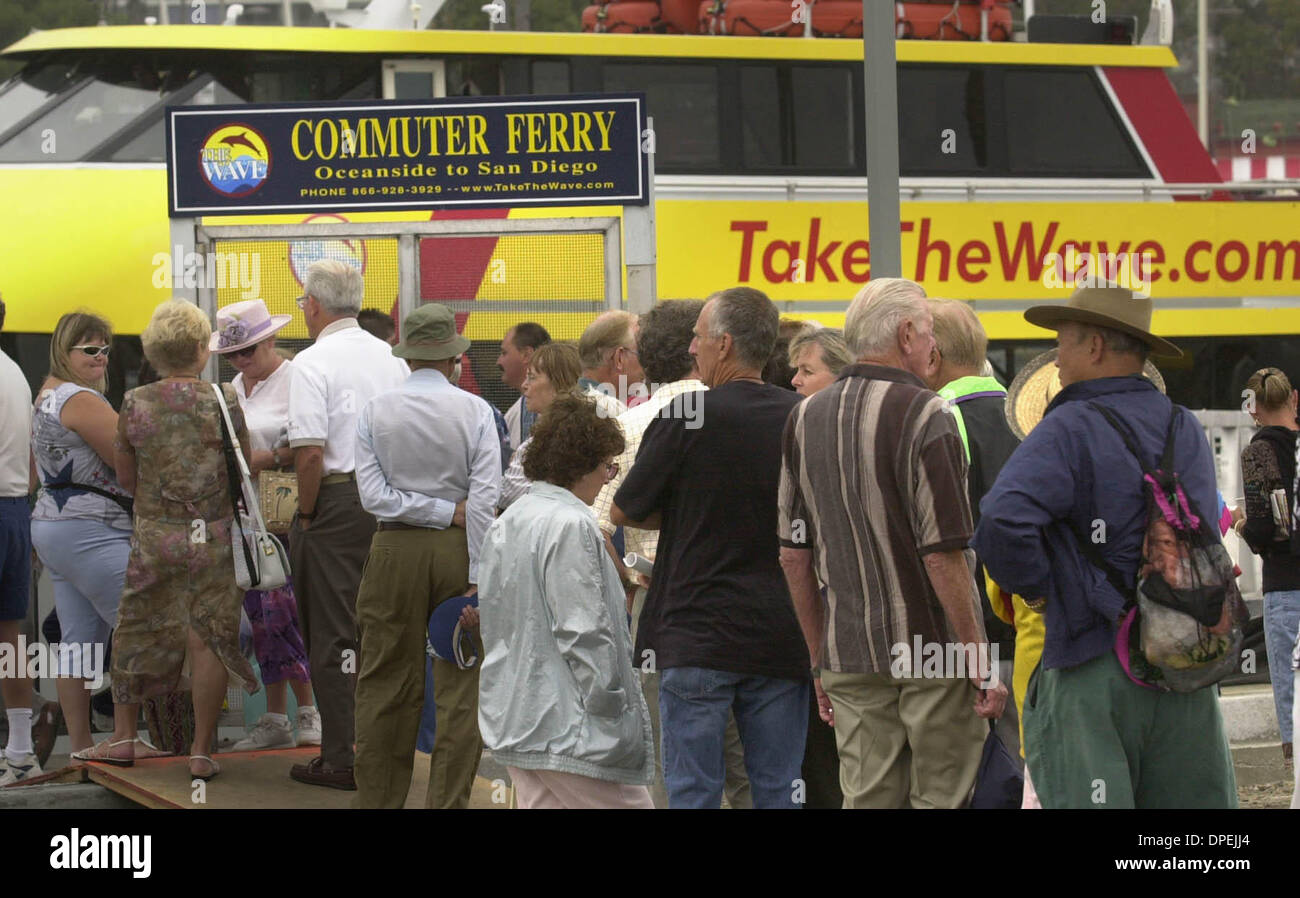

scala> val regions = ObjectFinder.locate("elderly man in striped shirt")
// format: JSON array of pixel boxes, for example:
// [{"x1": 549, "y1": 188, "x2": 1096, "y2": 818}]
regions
[{"x1": 778, "y1": 278, "x2": 1007, "y2": 809}]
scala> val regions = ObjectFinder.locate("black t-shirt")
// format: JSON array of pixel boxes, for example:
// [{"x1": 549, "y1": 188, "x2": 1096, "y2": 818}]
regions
[{"x1": 614, "y1": 380, "x2": 808, "y2": 682}]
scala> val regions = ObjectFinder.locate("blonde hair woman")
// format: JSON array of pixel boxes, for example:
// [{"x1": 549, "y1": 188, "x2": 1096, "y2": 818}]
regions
[
  {"x1": 81, "y1": 300, "x2": 258, "y2": 781},
  {"x1": 787, "y1": 327, "x2": 852, "y2": 398},
  {"x1": 24, "y1": 313, "x2": 131, "y2": 781}
]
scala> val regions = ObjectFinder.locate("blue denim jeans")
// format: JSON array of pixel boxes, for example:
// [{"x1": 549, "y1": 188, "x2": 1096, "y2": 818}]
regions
[
  {"x1": 1264, "y1": 590, "x2": 1300, "y2": 744},
  {"x1": 659, "y1": 666, "x2": 808, "y2": 809}
]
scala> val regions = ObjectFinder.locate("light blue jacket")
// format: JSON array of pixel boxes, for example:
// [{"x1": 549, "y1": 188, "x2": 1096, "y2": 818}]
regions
[{"x1": 478, "y1": 482, "x2": 653, "y2": 785}]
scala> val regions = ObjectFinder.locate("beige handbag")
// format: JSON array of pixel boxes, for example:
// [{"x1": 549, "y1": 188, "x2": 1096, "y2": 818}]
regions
[{"x1": 258, "y1": 469, "x2": 299, "y2": 534}]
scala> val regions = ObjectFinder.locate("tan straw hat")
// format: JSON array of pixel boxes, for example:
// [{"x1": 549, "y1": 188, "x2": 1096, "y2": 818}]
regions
[
  {"x1": 1004, "y1": 348, "x2": 1167, "y2": 441},
  {"x1": 1023, "y1": 284, "x2": 1182, "y2": 359}
]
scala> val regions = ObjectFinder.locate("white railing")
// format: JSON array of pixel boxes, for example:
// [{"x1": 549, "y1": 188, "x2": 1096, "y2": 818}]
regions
[{"x1": 1195, "y1": 409, "x2": 1264, "y2": 601}]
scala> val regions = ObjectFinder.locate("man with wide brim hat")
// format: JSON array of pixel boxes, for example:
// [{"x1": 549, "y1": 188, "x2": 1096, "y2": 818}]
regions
[
  {"x1": 1022, "y1": 285, "x2": 1182, "y2": 360},
  {"x1": 352, "y1": 301, "x2": 501, "y2": 809},
  {"x1": 971, "y1": 283, "x2": 1236, "y2": 809},
  {"x1": 390, "y1": 302, "x2": 470, "y2": 361}
]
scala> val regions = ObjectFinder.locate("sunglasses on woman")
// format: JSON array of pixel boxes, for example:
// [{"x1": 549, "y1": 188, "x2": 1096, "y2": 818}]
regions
[{"x1": 72, "y1": 345, "x2": 110, "y2": 358}]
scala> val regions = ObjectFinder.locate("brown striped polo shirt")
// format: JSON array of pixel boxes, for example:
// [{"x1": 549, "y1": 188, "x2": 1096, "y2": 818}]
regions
[{"x1": 778, "y1": 363, "x2": 978, "y2": 674}]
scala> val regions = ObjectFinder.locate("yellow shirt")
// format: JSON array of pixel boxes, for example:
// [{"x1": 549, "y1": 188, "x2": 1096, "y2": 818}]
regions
[{"x1": 987, "y1": 572, "x2": 1045, "y2": 758}]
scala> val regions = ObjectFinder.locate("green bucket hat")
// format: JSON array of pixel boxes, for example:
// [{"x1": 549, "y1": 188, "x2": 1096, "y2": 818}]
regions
[{"x1": 392, "y1": 303, "x2": 471, "y2": 361}]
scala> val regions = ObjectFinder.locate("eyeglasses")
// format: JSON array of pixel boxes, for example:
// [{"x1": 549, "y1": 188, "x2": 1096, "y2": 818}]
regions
[
  {"x1": 229, "y1": 344, "x2": 259, "y2": 359},
  {"x1": 72, "y1": 345, "x2": 110, "y2": 358},
  {"x1": 295, "y1": 295, "x2": 308, "y2": 310},
  {"x1": 604, "y1": 461, "x2": 620, "y2": 482}
]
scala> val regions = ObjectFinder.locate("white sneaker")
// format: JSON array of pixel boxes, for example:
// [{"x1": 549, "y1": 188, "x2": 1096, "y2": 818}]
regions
[
  {"x1": 295, "y1": 707, "x2": 322, "y2": 747},
  {"x1": 0, "y1": 752, "x2": 42, "y2": 786},
  {"x1": 232, "y1": 714, "x2": 295, "y2": 751}
]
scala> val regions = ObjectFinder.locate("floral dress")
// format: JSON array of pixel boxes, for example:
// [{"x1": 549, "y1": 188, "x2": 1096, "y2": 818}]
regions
[{"x1": 111, "y1": 381, "x2": 258, "y2": 703}]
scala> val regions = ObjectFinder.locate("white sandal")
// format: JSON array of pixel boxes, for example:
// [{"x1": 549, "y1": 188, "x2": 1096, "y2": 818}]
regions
[
  {"x1": 189, "y1": 755, "x2": 220, "y2": 781},
  {"x1": 70, "y1": 739, "x2": 134, "y2": 767}
]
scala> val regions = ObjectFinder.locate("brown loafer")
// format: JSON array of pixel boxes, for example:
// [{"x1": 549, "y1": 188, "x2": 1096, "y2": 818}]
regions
[
  {"x1": 289, "y1": 756, "x2": 356, "y2": 791},
  {"x1": 32, "y1": 701, "x2": 60, "y2": 768}
]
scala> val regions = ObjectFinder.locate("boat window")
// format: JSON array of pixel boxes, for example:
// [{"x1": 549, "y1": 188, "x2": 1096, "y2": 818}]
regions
[
  {"x1": 446, "y1": 58, "x2": 503, "y2": 97},
  {"x1": 791, "y1": 65, "x2": 854, "y2": 169},
  {"x1": 603, "y1": 62, "x2": 719, "y2": 171},
  {"x1": 0, "y1": 62, "x2": 81, "y2": 133},
  {"x1": 250, "y1": 57, "x2": 379, "y2": 102},
  {"x1": 740, "y1": 66, "x2": 782, "y2": 169},
  {"x1": 531, "y1": 60, "x2": 569, "y2": 95},
  {"x1": 898, "y1": 66, "x2": 987, "y2": 174},
  {"x1": 740, "y1": 64, "x2": 855, "y2": 171},
  {"x1": 109, "y1": 79, "x2": 246, "y2": 163},
  {"x1": 1003, "y1": 68, "x2": 1148, "y2": 177},
  {"x1": 0, "y1": 61, "x2": 199, "y2": 163}
]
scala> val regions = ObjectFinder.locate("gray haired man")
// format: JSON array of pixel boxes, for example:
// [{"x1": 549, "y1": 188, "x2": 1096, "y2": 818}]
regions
[
  {"x1": 612, "y1": 287, "x2": 809, "y2": 809},
  {"x1": 287, "y1": 259, "x2": 410, "y2": 790},
  {"x1": 779, "y1": 278, "x2": 1006, "y2": 808}
]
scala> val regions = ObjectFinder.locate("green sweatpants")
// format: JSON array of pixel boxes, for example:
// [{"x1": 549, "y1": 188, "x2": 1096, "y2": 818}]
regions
[{"x1": 1022, "y1": 651, "x2": 1237, "y2": 809}]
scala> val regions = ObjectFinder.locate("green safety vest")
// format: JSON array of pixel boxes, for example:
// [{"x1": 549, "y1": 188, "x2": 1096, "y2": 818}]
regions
[{"x1": 936, "y1": 375, "x2": 1008, "y2": 463}]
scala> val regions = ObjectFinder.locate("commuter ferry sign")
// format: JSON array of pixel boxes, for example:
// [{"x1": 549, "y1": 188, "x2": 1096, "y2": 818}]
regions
[{"x1": 165, "y1": 94, "x2": 649, "y2": 216}]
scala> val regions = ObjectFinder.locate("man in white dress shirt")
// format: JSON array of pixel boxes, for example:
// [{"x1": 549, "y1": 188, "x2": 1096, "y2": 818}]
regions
[
  {"x1": 286, "y1": 260, "x2": 409, "y2": 790},
  {"x1": 353, "y1": 303, "x2": 501, "y2": 808}
]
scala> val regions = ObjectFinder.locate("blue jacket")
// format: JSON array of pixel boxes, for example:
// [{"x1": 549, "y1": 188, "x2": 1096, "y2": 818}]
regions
[{"x1": 973, "y1": 375, "x2": 1218, "y2": 670}]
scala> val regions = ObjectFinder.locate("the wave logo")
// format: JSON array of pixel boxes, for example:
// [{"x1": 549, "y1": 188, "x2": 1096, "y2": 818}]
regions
[{"x1": 199, "y1": 124, "x2": 270, "y2": 198}]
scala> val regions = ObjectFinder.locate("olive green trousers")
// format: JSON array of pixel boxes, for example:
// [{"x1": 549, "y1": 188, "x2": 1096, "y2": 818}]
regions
[
  {"x1": 353, "y1": 526, "x2": 482, "y2": 809},
  {"x1": 1023, "y1": 651, "x2": 1237, "y2": 809}
]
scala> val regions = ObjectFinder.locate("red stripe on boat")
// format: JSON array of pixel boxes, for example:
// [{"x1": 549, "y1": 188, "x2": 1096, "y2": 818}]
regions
[{"x1": 1102, "y1": 66, "x2": 1223, "y2": 199}]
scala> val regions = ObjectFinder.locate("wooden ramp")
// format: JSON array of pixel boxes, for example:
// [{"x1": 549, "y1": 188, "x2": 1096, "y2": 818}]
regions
[{"x1": 23, "y1": 747, "x2": 507, "y2": 809}]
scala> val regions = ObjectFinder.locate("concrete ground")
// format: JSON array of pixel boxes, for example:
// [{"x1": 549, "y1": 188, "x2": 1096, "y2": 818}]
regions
[{"x1": 4, "y1": 687, "x2": 1293, "y2": 809}]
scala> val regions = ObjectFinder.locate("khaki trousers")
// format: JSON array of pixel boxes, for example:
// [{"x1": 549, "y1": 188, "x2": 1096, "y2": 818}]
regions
[
  {"x1": 288, "y1": 481, "x2": 375, "y2": 770},
  {"x1": 353, "y1": 526, "x2": 482, "y2": 809},
  {"x1": 821, "y1": 669, "x2": 985, "y2": 809}
]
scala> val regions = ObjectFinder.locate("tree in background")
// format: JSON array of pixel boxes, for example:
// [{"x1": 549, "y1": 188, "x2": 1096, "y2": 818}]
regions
[
  {"x1": 1, "y1": 0, "x2": 107, "y2": 79},
  {"x1": 1034, "y1": 0, "x2": 1300, "y2": 155}
]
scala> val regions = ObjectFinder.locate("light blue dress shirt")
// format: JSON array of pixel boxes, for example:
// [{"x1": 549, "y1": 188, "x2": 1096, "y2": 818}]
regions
[{"x1": 355, "y1": 367, "x2": 502, "y2": 583}]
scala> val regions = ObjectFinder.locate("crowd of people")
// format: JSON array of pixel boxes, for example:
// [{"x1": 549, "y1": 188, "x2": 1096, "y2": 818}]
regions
[{"x1": 0, "y1": 261, "x2": 1296, "y2": 809}]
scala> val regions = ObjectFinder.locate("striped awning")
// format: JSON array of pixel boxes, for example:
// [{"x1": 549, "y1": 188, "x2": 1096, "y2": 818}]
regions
[{"x1": 1215, "y1": 154, "x2": 1300, "y2": 180}]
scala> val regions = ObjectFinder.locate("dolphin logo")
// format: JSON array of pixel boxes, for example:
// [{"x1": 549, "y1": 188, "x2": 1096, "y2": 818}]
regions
[{"x1": 221, "y1": 131, "x2": 262, "y2": 156}]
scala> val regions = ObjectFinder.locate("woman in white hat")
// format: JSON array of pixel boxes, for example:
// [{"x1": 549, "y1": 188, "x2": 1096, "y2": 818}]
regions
[{"x1": 211, "y1": 300, "x2": 320, "y2": 753}]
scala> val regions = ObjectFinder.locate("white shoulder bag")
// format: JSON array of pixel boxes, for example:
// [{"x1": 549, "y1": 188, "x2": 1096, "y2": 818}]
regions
[{"x1": 213, "y1": 383, "x2": 290, "y2": 591}]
